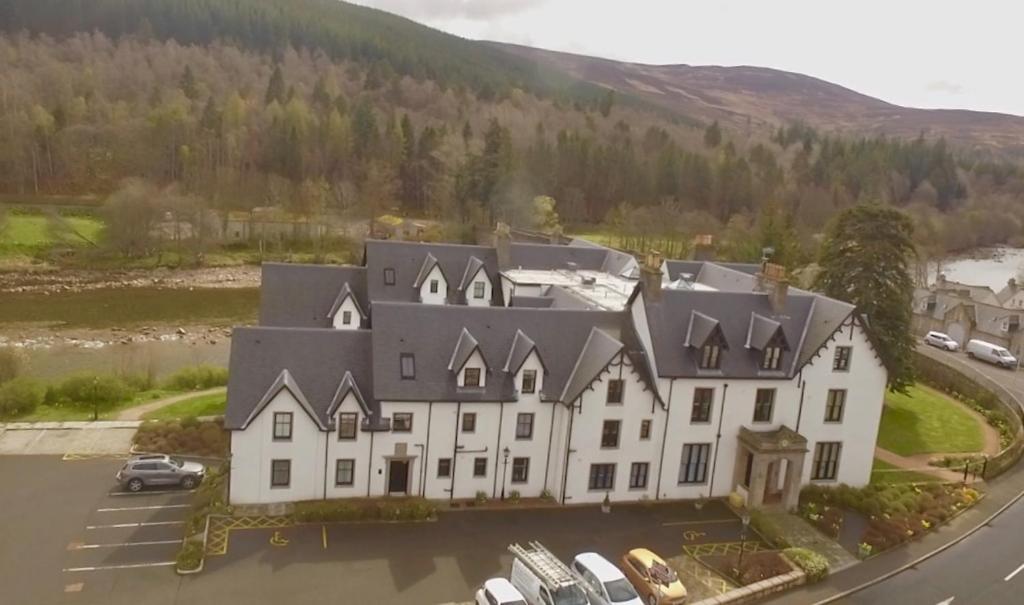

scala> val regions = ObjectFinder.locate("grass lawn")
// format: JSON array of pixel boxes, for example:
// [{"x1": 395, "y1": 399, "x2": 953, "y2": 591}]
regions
[
  {"x1": 877, "y1": 384, "x2": 984, "y2": 456},
  {"x1": 870, "y1": 459, "x2": 941, "y2": 485},
  {"x1": 142, "y1": 391, "x2": 226, "y2": 420},
  {"x1": 10, "y1": 389, "x2": 178, "y2": 422},
  {"x1": 0, "y1": 214, "x2": 104, "y2": 251},
  {"x1": 568, "y1": 231, "x2": 617, "y2": 247}
]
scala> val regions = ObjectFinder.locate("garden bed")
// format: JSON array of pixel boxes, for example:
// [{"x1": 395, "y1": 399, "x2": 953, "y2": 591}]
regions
[
  {"x1": 133, "y1": 417, "x2": 229, "y2": 457},
  {"x1": 293, "y1": 497, "x2": 437, "y2": 523},
  {"x1": 701, "y1": 551, "x2": 794, "y2": 587},
  {"x1": 800, "y1": 482, "x2": 981, "y2": 557}
]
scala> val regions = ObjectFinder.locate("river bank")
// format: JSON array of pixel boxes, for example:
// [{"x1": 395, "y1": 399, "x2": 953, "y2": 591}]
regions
[{"x1": 0, "y1": 264, "x2": 260, "y2": 294}]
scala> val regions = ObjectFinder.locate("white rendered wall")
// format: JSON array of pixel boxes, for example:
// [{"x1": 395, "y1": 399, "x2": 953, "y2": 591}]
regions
[
  {"x1": 466, "y1": 268, "x2": 493, "y2": 307},
  {"x1": 324, "y1": 393, "x2": 372, "y2": 498},
  {"x1": 419, "y1": 265, "x2": 447, "y2": 305},
  {"x1": 331, "y1": 297, "x2": 362, "y2": 330},
  {"x1": 457, "y1": 350, "x2": 488, "y2": 388},
  {"x1": 229, "y1": 388, "x2": 326, "y2": 505}
]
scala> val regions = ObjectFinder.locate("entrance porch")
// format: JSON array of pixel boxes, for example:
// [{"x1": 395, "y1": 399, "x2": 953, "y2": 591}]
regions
[{"x1": 733, "y1": 426, "x2": 807, "y2": 511}]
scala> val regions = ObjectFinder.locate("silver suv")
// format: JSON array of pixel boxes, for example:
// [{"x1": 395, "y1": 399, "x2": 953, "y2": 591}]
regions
[{"x1": 116, "y1": 454, "x2": 206, "y2": 492}]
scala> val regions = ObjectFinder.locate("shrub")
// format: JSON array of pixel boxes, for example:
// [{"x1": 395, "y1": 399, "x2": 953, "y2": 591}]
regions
[
  {"x1": 509, "y1": 490, "x2": 521, "y2": 504},
  {"x1": 164, "y1": 365, "x2": 229, "y2": 391},
  {"x1": 55, "y1": 373, "x2": 135, "y2": 410},
  {"x1": 0, "y1": 348, "x2": 21, "y2": 384},
  {"x1": 0, "y1": 377, "x2": 46, "y2": 418},
  {"x1": 176, "y1": 539, "x2": 204, "y2": 572},
  {"x1": 784, "y1": 548, "x2": 829, "y2": 582},
  {"x1": 133, "y1": 419, "x2": 228, "y2": 456},
  {"x1": 293, "y1": 498, "x2": 436, "y2": 523},
  {"x1": 475, "y1": 490, "x2": 488, "y2": 505}
]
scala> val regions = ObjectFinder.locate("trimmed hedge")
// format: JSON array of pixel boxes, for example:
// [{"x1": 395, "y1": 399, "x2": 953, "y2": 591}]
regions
[
  {"x1": 133, "y1": 418, "x2": 229, "y2": 457},
  {"x1": 783, "y1": 547, "x2": 829, "y2": 582},
  {"x1": 293, "y1": 498, "x2": 437, "y2": 523}
]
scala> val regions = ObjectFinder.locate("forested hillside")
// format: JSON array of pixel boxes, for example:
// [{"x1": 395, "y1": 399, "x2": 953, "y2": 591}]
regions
[{"x1": 1, "y1": 0, "x2": 1023, "y2": 268}]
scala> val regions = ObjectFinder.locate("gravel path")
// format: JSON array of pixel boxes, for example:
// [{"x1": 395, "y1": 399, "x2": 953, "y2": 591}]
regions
[{"x1": 115, "y1": 386, "x2": 226, "y2": 420}]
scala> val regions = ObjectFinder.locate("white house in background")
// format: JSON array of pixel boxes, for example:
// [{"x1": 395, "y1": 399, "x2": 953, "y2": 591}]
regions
[{"x1": 226, "y1": 233, "x2": 888, "y2": 510}]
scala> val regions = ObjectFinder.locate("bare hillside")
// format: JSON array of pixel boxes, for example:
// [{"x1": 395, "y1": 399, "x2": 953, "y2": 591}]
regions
[{"x1": 493, "y1": 42, "x2": 1024, "y2": 157}]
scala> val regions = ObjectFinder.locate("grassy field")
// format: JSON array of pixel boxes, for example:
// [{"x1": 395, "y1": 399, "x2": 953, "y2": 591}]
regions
[
  {"x1": 11, "y1": 389, "x2": 177, "y2": 422},
  {"x1": 877, "y1": 384, "x2": 984, "y2": 456},
  {"x1": 142, "y1": 391, "x2": 226, "y2": 420},
  {"x1": 0, "y1": 213, "x2": 104, "y2": 251},
  {"x1": 870, "y1": 459, "x2": 942, "y2": 485}
]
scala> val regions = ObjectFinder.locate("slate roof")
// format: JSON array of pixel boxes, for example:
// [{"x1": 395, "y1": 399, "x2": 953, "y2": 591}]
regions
[
  {"x1": 560, "y1": 328, "x2": 624, "y2": 404},
  {"x1": 365, "y1": 240, "x2": 501, "y2": 305},
  {"x1": 259, "y1": 263, "x2": 368, "y2": 328},
  {"x1": 448, "y1": 327, "x2": 484, "y2": 372},
  {"x1": 686, "y1": 312, "x2": 722, "y2": 349},
  {"x1": 370, "y1": 302, "x2": 644, "y2": 403},
  {"x1": 642, "y1": 289, "x2": 817, "y2": 378},
  {"x1": 327, "y1": 282, "x2": 367, "y2": 322},
  {"x1": 747, "y1": 313, "x2": 785, "y2": 350},
  {"x1": 224, "y1": 327, "x2": 378, "y2": 430},
  {"x1": 504, "y1": 329, "x2": 543, "y2": 374},
  {"x1": 510, "y1": 242, "x2": 608, "y2": 271},
  {"x1": 413, "y1": 253, "x2": 442, "y2": 289}
]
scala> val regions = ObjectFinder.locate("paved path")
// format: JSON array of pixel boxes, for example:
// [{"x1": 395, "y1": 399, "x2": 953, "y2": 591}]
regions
[
  {"x1": 115, "y1": 387, "x2": 225, "y2": 420},
  {"x1": 764, "y1": 512, "x2": 859, "y2": 572},
  {"x1": 873, "y1": 447, "x2": 968, "y2": 483}
]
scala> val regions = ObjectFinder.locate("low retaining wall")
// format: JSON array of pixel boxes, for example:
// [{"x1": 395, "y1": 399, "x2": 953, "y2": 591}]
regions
[
  {"x1": 914, "y1": 349, "x2": 1024, "y2": 479},
  {"x1": 691, "y1": 569, "x2": 805, "y2": 605}
]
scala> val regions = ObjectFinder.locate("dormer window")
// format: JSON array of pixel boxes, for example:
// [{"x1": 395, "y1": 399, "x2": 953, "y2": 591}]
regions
[
  {"x1": 429, "y1": 279, "x2": 439, "y2": 294},
  {"x1": 521, "y1": 369, "x2": 537, "y2": 394},
  {"x1": 464, "y1": 367, "x2": 481, "y2": 387},
  {"x1": 473, "y1": 281, "x2": 486, "y2": 299},
  {"x1": 342, "y1": 310, "x2": 352, "y2": 326},
  {"x1": 700, "y1": 344, "x2": 721, "y2": 370},
  {"x1": 762, "y1": 346, "x2": 782, "y2": 370}
]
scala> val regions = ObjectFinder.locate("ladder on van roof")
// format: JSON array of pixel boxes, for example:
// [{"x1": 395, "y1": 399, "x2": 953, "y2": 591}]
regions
[{"x1": 508, "y1": 542, "x2": 577, "y2": 590}]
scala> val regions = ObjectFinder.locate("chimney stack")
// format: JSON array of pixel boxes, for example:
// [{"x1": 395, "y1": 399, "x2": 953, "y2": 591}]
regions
[
  {"x1": 758, "y1": 262, "x2": 789, "y2": 313},
  {"x1": 690, "y1": 234, "x2": 715, "y2": 261},
  {"x1": 494, "y1": 222, "x2": 512, "y2": 270},
  {"x1": 640, "y1": 249, "x2": 663, "y2": 302},
  {"x1": 1009, "y1": 278, "x2": 1018, "y2": 292}
]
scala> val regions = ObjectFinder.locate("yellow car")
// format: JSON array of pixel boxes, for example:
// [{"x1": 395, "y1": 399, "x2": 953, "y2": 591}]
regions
[{"x1": 620, "y1": 548, "x2": 687, "y2": 605}]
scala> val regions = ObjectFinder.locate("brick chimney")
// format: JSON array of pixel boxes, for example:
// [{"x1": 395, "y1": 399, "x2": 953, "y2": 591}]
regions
[
  {"x1": 640, "y1": 250, "x2": 663, "y2": 302},
  {"x1": 494, "y1": 222, "x2": 512, "y2": 270},
  {"x1": 690, "y1": 234, "x2": 715, "y2": 261},
  {"x1": 757, "y1": 262, "x2": 790, "y2": 313}
]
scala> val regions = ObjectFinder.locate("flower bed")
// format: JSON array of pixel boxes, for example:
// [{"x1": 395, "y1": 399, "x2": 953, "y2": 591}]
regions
[
  {"x1": 701, "y1": 551, "x2": 794, "y2": 586},
  {"x1": 176, "y1": 465, "x2": 229, "y2": 574},
  {"x1": 293, "y1": 498, "x2": 436, "y2": 523},
  {"x1": 800, "y1": 482, "x2": 980, "y2": 554}
]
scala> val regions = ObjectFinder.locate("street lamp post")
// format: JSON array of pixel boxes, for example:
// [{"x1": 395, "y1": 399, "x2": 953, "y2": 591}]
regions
[
  {"x1": 738, "y1": 511, "x2": 751, "y2": 573},
  {"x1": 92, "y1": 376, "x2": 99, "y2": 421},
  {"x1": 500, "y1": 446, "x2": 510, "y2": 501}
]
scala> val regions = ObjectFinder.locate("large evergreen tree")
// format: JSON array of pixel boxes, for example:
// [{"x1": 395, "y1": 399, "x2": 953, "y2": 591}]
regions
[{"x1": 814, "y1": 204, "x2": 916, "y2": 391}]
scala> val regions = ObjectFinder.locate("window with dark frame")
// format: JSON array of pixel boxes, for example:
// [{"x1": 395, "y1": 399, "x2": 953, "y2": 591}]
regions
[
  {"x1": 606, "y1": 379, "x2": 624, "y2": 404},
  {"x1": 601, "y1": 420, "x2": 621, "y2": 448},
  {"x1": 679, "y1": 443, "x2": 710, "y2": 484},
  {"x1": 515, "y1": 413, "x2": 534, "y2": 439},
  {"x1": 629, "y1": 462, "x2": 649, "y2": 489},
  {"x1": 521, "y1": 369, "x2": 537, "y2": 394},
  {"x1": 473, "y1": 457, "x2": 487, "y2": 477},
  {"x1": 342, "y1": 310, "x2": 353, "y2": 326},
  {"x1": 272, "y1": 412, "x2": 293, "y2": 440},
  {"x1": 833, "y1": 346, "x2": 852, "y2": 371},
  {"x1": 270, "y1": 459, "x2": 291, "y2": 487},
  {"x1": 588, "y1": 463, "x2": 615, "y2": 490},
  {"x1": 699, "y1": 344, "x2": 721, "y2": 369},
  {"x1": 335, "y1": 459, "x2": 355, "y2": 486},
  {"x1": 383, "y1": 268, "x2": 396, "y2": 286},
  {"x1": 511, "y1": 457, "x2": 529, "y2": 483},
  {"x1": 753, "y1": 389, "x2": 775, "y2": 423},
  {"x1": 812, "y1": 442, "x2": 842, "y2": 480},
  {"x1": 392, "y1": 412, "x2": 413, "y2": 432},
  {"x1": 473, "y1": 281, "x2": 486, "y2": 299},
  {"x1": 437, "y1": 458, "x2": 452, "y2": 478},
  {"x1": 691, "y1": 388, "x2": 713, "y2": 423},
  {"x1": 639, "y1": 419, "x2": 652, "y2": 440},
  {"x1": 463, "y1": 367, "x2": 481, "y2": 387},
  {"x1": 762, "y1": 346, "x2": 783, "y2": 370},
  {"x1": 825, "y1": 389, "x2": 846, "y2": 423},
  {"x1": 338, "y1": 413, "x2": 358, "y2": 440},
  {"x1": 400, "y1": 353, "x2": 415, "y2": 379},
  {"x1": 462, "y1": 412, "x2": 476, "y2": 433},
  {"x1": 429, "y1": 279, "x2": 439, "y2": 294}
]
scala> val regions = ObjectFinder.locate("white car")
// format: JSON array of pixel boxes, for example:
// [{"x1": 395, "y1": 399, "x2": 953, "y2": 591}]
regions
[
  {"x1": 571, "y1": 553, "x2": 643, "y2": 605},
  {"x1": 966, "y1": 339, "x2": 1018, "y2": 369},
  {"x1": 476, "y1": 578, "x2": 528, "y2": 605},
  {"x1": 924, "y1": 331, "x2": 959, "y2": 351}
]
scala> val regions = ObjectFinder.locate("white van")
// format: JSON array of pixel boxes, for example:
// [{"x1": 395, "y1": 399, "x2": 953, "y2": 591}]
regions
[
  {"x1": 510, "y1": 543, "x2": 591, "y2": 605},
  {"x1": 570, "y1": 553, "x2": 642, "y2": 605},
  {"x1": 476, "y1": 578, "x2": 528, "y2": 605},
  {"x1": 966, "y1": 339, "x2": 1018, "y2": 369}
]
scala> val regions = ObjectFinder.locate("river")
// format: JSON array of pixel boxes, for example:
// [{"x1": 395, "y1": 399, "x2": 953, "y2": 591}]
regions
[
  {"x1": 0, "y1": 286, "x2": 259, "y2": 380},
  {"x1": 931, "y1": 247, "x2": 1024, "y2": 292}
]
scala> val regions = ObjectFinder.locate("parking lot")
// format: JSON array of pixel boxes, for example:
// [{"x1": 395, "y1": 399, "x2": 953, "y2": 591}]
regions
[{"x1": 1, "y1": 454, "x2": 751, "y2": 605}]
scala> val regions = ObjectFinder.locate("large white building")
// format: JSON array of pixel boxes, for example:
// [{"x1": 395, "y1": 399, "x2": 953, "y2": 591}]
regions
[{"x1": 225, "y1": 230, "x2": 887, "y2": 510}]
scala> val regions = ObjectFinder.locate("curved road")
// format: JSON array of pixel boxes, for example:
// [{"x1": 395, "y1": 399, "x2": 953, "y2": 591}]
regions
[{"x1": 768, "y1": 345, "x2": 1024, "y2": 605}]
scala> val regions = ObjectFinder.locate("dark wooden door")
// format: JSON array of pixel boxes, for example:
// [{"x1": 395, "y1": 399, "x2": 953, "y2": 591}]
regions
[{"x1": 388, "y1": 460, "x2": 409, "y2": 494}]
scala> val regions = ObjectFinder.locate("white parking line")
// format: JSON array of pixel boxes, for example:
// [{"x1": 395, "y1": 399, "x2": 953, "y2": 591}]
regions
[
  {"x1": 96, "y1": 504, "x2": 191, "y2": 512},
  {"x1": 1004, "y1": 561, "x2": 1024, "y2": 582},
  {"x1": 63, "y1": 561, "x2": 176, "y2": 573},
  {"x1": 107, "y1": 489, "x2": 195, "y2": 497},
  {"x1": 70, "y1": 540, "x2": 182, "y2": 550},
  {"x1": 85, "y1": 521, "x2": 184, "y2": 530}
]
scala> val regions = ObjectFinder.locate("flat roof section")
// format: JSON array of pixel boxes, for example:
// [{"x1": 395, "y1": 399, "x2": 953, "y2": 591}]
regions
[{"x1": 503, "y1": 268, "x2": 636, "y2": 311}]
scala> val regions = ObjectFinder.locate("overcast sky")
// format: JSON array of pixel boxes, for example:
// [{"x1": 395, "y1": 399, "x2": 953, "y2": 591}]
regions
[{"x1": 352, "y1": 0, "x2": 1022, "y2": 116}]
